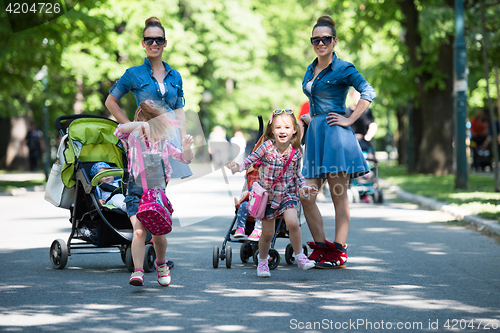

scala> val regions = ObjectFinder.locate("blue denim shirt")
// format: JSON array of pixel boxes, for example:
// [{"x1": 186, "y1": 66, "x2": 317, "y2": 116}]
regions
[
  {"x1": 109, "y1": 58, "x2": 184, "y2": 111},
  {"x1": 302, "y1": 53, "x2": 376, "y2": 116}
]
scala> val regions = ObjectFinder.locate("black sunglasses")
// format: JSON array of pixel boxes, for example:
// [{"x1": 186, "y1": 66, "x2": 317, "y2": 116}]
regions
[
  {"x1": 310, "y1": 36, "x2": 335, "y2": 46},
  {"x1": 143, "y1": 36, "x2": 166, "y2": 46}
]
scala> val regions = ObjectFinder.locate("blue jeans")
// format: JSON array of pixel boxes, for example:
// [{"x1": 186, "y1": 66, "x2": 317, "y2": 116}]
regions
[
  {"x1": 124, "y1": 177, "x2": 143, "y2": 218},
  {"x1": 236, "y1": 201, "x2": 262, "y2": 231}
]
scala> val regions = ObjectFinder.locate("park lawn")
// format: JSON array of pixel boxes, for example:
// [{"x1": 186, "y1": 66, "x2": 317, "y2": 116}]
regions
[
  {"x1": 379, "y1": 161, "x2": 500, "y2": 222},
  {"x1": 0, "y1": 179, "x2": 46, "y2": 193},
  {"x1": 0, "y1": 170, "x2": 46, "y2": 192}
]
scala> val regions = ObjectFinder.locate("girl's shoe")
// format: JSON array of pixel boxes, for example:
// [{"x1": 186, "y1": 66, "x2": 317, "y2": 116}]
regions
[
  {"x1": 315, "y1": 241, "x2": 348, "y2": 269},
  {"x1": 257, "y1": 260, "x2": 271, "y2": 277},
  {"x1": 234, "y1": 227, "x2": 245, "y2": 238},
  {"x1": 155, "y1": 260, "x2": 171, "y2": 286},
  {"x1": 129, "y1": 270, "x2": 144, "y2": 286},
  {"x1": 247, "y1": 229, "x2": 262, "y2": 241},
  {"x1": 295, "y1": 253, "x2": 315, "y2": 271}
]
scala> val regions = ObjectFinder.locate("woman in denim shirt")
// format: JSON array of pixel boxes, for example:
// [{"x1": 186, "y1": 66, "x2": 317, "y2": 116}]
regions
[
  {"x1": 299, "y1": 16, "x2": 376, "y2": 269},
  {"x1": 105, "y1": 16, "x2": 192, "y2": 180}
]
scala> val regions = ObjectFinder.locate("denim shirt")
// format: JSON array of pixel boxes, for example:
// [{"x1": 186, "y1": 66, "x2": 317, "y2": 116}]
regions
[
  {"x1": 109, "y1": 58, "x2": 184, "y2": 111},
  {"x1": 302, "y1": 53, "x2": 376, "y2": 116}
]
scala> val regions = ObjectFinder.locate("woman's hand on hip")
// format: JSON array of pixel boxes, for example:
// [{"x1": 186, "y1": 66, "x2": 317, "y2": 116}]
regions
[{"x1": 326, "y1": 112, "x2": 351, "y2": 127}]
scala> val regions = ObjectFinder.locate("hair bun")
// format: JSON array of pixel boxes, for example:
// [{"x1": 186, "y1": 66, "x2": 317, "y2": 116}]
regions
[
  {"x1": 317, "y1": 15, "x2": 335, "y2": 28},
  {"x1": 145, "y1": 16, "x2": 162, "y2": 28}
]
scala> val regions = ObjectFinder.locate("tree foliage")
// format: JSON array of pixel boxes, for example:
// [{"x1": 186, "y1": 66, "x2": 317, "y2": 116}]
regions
[{"x1": 1, "y1": 0, "x2": 499, "y2": 174}]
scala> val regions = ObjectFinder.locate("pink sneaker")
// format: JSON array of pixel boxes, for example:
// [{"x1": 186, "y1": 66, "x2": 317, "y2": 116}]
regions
[
  {"x1": 247, "y1": 229, "x2": 261, "y2": 241},
  {"x1": 129, "y1": 270, "x2": 144, "y2": 286},
  {"x1": 234, "y1": 227, "x2": 245, "y2": 238},
  {"x1": 155, "y1": 260, "x2": 171, "y2": 286},
  {"x1": 295, "y1": 253, "x2": 315, "y2": 271},
  {"x1": 257, "y1": 260, "x2": 271, "y2": 277}
]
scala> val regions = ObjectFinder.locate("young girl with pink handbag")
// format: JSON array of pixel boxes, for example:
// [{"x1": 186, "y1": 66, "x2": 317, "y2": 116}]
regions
[
  {"x1": 114, "y1": 100, "x2": 194, "y2": 287},
  {"x1": 226, "y1": 109, "x2": 318, "y2": 277}
]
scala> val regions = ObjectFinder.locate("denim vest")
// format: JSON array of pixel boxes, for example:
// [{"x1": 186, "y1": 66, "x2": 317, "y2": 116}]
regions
[
  {"x1": 110, "y1": 58, "x2": 184, "y2": 111},
  {"x1": 302, "y1": 53, "x2": 376, "y2": 116}
]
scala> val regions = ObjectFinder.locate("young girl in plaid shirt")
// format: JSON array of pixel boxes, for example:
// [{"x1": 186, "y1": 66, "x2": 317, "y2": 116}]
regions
[
  {"x1": 115, "y1": 100, "x2": 194, "y2": 287},
  {"x1": 226, "y1": 109, "x2": 318, "y2": 277}
]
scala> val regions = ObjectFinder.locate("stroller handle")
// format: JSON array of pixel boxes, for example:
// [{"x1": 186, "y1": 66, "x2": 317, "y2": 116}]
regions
[
  {"x1": 256, "y1": 115, "x2": 264, "y2": 145},
  {"x1": 56, "y1": 114, "x2": 118, "y2": 135}
]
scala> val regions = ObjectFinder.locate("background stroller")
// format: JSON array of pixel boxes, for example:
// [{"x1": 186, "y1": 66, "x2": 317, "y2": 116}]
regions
[
  {"x1": 48, "y1": 115, "x2": 156, "y2": 272},
  {"x1": 212, "y1": 116, "x2": 308, "y2": 269},
  {"x1": 348, "y1": 145, "x2": 383, "y2": 204}
]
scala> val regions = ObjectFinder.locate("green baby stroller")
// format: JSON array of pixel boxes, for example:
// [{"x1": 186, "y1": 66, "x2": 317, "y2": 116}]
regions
[{"x1": 47, "y1": 114, "x2": 155, "y2": 272}]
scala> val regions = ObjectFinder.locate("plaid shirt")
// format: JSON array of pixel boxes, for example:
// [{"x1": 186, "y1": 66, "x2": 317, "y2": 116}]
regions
[
  {"x1": 238, "y1": 140, "x2": 306, "y2": 209},
  {"x1": 114, "y1": 125, "x2": 192, "y2": 184}
]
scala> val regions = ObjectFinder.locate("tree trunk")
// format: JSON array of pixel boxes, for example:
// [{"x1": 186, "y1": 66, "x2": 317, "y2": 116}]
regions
[
  {"x1": 73, "y1": 78, "x2": 84, "y2": 114},
  {"x1": 395, "y1": 105, "x2": 407, "y2": 165},
  {"x1": 400, "y1": 0, "x2": 454, "y2": 175},
  {"x1": 414, "y1": 41, "x2": 455, "y2": 175}
]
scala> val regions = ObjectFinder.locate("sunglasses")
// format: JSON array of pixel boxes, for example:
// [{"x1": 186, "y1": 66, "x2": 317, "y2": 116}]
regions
[
  {"x1": 143, "y1": 36, "x2": 166, "y2": 45},
  {"x1": 274, "y1": 109, "x2": 295, "y2": 115},
  {"x1": 310, "y1": 36, "x2": 335, "y2": 46}
]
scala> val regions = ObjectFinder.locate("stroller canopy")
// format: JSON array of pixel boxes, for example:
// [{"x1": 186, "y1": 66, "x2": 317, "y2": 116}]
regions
[{"x1": 62, "y1": 117, "x2": 126, "y2": 187}]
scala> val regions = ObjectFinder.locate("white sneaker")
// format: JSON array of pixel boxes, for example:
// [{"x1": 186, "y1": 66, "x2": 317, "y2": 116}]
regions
[
  {"x1": 155, "y1": 260, "x2": 171, "y2": 286},
  {"x1": 257, "y1": 260, "x2": 271, "y2": 277},
  {"x1": 296, "y1": 253, "x2": 315, "y2": 271}
]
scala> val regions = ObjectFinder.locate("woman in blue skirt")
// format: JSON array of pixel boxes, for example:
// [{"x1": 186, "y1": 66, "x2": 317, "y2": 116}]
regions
[{"x1": 299, "y1": 15, "x2": 376, "y2": 269}]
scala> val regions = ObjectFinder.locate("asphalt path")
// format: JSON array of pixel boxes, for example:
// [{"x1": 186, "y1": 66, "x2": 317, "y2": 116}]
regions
[{"x1": 1, "y1": 167, "x2": 499, "y2": 332}]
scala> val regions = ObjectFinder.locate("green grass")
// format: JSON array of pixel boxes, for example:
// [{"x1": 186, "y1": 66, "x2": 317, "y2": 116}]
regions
[
  {"x1": 379, "y1": 161, "x2": 500, "y2": 222},
  {"x1": 0, "y1": 180, "x2": 46, "y2": 193}
]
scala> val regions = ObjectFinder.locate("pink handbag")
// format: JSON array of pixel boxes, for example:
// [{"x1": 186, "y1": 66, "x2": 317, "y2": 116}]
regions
[
  {"x1": 247, "y1": 182, "x2": 268, "y2": 219},
  {"x1": 134, "y1": 139, "x2": 173, "y2": 236},
  {"x1": 247, "y1": 147, "x2": 295, "y2": 219}
]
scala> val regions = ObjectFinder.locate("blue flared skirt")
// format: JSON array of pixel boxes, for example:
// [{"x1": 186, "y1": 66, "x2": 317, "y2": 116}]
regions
[
  {"x1": 167, "y1": 111, "x2": 193, "y2": 179},
  {"x1": 302, "y1": 114, "x2": 369, "y2": 179}
]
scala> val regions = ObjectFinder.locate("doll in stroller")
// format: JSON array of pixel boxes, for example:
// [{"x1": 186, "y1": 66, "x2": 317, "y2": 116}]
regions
[
  {"x1": 212, "y1": 116, "x2": 308, "y2": 269},
  {"x1": 47, "y1": 115, "x2": 157, "y2": 272}
]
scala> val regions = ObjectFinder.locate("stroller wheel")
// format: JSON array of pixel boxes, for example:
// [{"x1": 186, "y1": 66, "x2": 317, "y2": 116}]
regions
[
  {"x1": 124, "y1": 246, "x2": 134, "y2": 272},
  {"x1": 254, "y1": 249, "x2": 281, "y2": 270},
  {"x1": 143, "y1": 244, "x2": 156, "y2": 273},
  {"x1": 373, "y1": 188, "x2": 384, "y2": 204},
  {"x1": 120, "y1": 246, "x2": 127, "y2": 264},
  {"x1": 213, "y1": 246, "x2": 220, "y2": 269},
  {"x1": 226, "y1": 246, "x2": 232, "y2": 269},
  {"x1": 253, "y1": 249, "x2": 259, "y2": 265},
  {"x1": 50, "y1": 239, "x2": 68, "y2": 269},
  {"x1": 252, "y1": 243, "x2": 259, "y2": 265},
  {"x1": 268, "y1": 249, "x2": 281, "y2": 270},
  {"x1": 240, "y1": 243, "x2": 250, "y2": 263},
  {"x1": 285, "y1": 244, "x2": 309, "y2": 265},
  {"x1": 285, "y1": 243, "x2": 294, "y2": 265}
]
